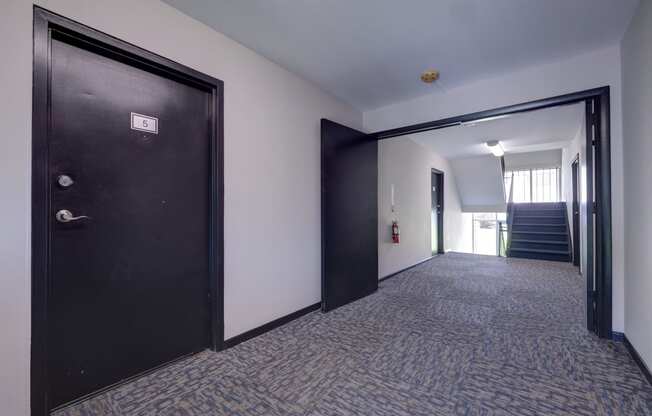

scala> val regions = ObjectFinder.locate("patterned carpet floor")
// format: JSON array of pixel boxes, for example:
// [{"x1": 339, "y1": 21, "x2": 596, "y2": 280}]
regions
[{"x1": 57, "y1": 253, "x2": 652, "y2": 415}]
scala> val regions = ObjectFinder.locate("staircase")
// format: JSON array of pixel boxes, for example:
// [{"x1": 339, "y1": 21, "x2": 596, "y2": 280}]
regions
[{"x1": 507, "y1": 202, "x2": 571, "y2": 262}]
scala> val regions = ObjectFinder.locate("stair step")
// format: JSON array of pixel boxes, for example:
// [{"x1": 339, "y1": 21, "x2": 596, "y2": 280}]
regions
[
  {"x1": 514, "y1": 207, "x2": 563, "y2": 210},
  {"x1": 514, "y1": 216, "x2": 565, "y2": 225},
  {"x1": 514, "y1": 203, "x2": 565, "y2": 208},
  {"x1": 511, "y1": 240, "x2": 568, "y2": 251},
  {"x1": 512, "y1": 224, "x2": 566, "y2": 232},
  {"x1": 516, "y1": 216, "x2": 564, "y2": 219},
  {"x1": 512, "y1": 202, "x2": 564, "y2": 206},
  {"x1": 511, "y1": 239, "x2": 566, "y2": 244},
  {"x1": 509, "y1": 248, "x2": 569, "y2": 255},
  {"x1": 508, "y1": 249, "x2": 571, "y2": 262},
  {"x1": 512, "y1": 230, "x2": 566, "y2": 235},
  {"x1": 513, "y1": 207, "x2": 565, "y2": 211},
  {"x1": 514, "y1": 223, "x2": 565, "y2": 227},
  {"x1": 514, "y1": 210, "x2": 565, "y2": 217},
  {"x1": 515, "y1": 207, "x2": 564, "y2": 211},
  {"x1": 511, "y1": 230, "x2": 567, "y2": 241}
]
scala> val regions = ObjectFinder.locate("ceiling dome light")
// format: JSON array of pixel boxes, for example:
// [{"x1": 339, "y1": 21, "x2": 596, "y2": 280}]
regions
[
  {"x1": 420, "y1": 69, "x2": 440, "y2": 83},
  {"x1": 485, "y1": 140, "x2": 505, "y2": 157}
]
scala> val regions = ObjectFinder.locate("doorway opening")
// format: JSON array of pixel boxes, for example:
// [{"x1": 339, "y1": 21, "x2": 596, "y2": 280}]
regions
[
  {"x1": 431, "y1": 169, "x2": 444, "y2": 255},
  {"x1": 322, "y1": 86, "x2": 612, "y2": 339}
]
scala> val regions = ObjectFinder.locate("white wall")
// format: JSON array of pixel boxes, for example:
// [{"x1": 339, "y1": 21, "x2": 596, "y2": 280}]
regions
[
  {"x1": 621, "y1": 0, "x2": 652, "y2": 370},
  {"x1": 561, "y1": 118, "x2": 588, "y2": 275},
  {"x1": 378, "y1": 138, "x2": 466, "y2": 277},
  {"x1": 0, "y1": 1, "x2": 361, "y2": 414},
  {"x1": 450, "y1": 156, "x2": 507, "y2": 212},
  {"x1": 505, "y1": 149, "x2": 562, "y2": 171},
  {"x1": 364, "y1": 45, "x2": 625, "y2": 334}
]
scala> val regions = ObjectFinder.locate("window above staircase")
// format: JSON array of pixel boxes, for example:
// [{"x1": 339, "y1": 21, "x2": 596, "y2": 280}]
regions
[{"x1": 504, "y1": 168, "x2": 561, "y2": 203}]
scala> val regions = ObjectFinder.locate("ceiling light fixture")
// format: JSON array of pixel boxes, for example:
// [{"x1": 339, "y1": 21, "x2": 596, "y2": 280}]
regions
[
  {"x1": 485, "y1": 140, "x2": 505, "y2": 157},
  {"x1": 420, "y1": 69, "x2": 440, "y2": 83}
]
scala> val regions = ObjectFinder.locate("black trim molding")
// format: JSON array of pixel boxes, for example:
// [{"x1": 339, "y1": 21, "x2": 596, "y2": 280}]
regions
[
  {"x1": 611, "y1": 331, "x2": 624, "y2": 342},
  {"x1": 373, "y1": 87, "x2": 608, "y2": 139},
  {"x1": 223, "y1": 303, "x2": 321, "y2": 349},
  {"x1": 624, "y1": 335, "x2": 652, "y2": 386},
  {"x1": 379, "y1": 255, "x2": 437, "y2": 283}
]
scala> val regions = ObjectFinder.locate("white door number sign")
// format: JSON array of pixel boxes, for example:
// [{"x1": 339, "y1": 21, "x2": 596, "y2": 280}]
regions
[{"x1": 131, "y1": 112, "x2": 159, "y2": 134}]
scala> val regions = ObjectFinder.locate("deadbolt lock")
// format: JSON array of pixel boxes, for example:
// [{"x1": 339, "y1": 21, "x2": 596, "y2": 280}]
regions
[{"x1": 57, "y1": 174, "x2": 74, "y2": 188}]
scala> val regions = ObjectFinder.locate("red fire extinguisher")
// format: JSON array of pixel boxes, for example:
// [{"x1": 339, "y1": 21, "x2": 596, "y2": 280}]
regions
[{"x1": 392, "y1": 220, "x2": 400, "y2": 244}]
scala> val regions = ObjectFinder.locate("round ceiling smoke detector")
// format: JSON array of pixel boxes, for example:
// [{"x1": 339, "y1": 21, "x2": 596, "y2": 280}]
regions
[{"x1": 420, "y1": 69, "x2": 440, "y2": 83}]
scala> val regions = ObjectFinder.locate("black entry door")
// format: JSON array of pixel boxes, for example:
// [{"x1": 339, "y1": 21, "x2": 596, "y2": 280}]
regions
[
  {"x1": 44, "y1": 27, "x2": 214, "y2": 408},
  {"x1": 321, "y1": 120, "x2": 378, "y2": 312}
]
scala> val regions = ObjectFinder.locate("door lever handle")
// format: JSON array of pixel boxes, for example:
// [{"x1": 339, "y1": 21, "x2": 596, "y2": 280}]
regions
[{"x1": 56, "y1": 209, "x2": 91, "y2": 223}]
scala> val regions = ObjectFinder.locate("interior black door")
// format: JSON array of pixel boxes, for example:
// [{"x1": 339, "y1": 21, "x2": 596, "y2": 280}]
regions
[
  {"x1": 321, "y1": 119, "x2": 378, "y2": 312},
  {"x1": 46, "y1": 31, "x2": 212, "y2": 408},
  {"x1": 431, "y1": 170, "x2": 444, "y2": 255}
]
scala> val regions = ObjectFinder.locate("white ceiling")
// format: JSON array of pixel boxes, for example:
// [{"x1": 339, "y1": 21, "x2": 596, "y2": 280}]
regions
[
  {"x1": 409, "y1": 102, "x2": 584, "y2": 160},
  {"x1": 162, "y1": 0, "x2": 637, "y2": 110}
]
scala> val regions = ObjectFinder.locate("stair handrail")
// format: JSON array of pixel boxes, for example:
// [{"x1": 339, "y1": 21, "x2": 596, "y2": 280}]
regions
[
  {"x1": 507, "y1": 171, "x2": 514, "y2": 205},
  {"x1": 505, "y1": 170, "x2": 515, "y2": 256}
]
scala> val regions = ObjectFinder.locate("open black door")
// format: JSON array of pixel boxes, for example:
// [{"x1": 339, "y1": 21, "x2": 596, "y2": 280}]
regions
[{"x1": 321, "y1": 119, "x2": 378, "y2": 312}]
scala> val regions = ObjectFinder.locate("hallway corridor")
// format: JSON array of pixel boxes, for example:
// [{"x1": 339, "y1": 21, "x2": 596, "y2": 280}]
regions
[{"x1": 57, "y1": 253, "x2": 652, "y2": 415}]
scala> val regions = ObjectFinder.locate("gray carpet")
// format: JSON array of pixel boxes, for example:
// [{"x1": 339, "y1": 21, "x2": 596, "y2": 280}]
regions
[{"x1": 56, "y1": 253, "x2": 652, "y2": 415}]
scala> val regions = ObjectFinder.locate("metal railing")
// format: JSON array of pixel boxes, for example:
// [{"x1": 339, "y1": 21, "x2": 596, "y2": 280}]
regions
[
  {"x1": 498, "y1": 220, "x2": 509, "y2": 257},
  {"x1": 502, "y1": 171, "x2": 515, "y2": 257}
]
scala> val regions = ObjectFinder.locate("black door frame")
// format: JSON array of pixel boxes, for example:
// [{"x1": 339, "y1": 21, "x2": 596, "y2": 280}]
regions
[
  {"x1": 431, "y1": 168, "x2": 445, "y2": 254},
  {"x1": 370, "y1": 87, "x2": 612, "y2": 339},
  {"x1": 31, "y1": 7, "x2": 224, "y2": 415},
  {"x1": 571, "y1": 155, "x2": 581, "y2": 268}
]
